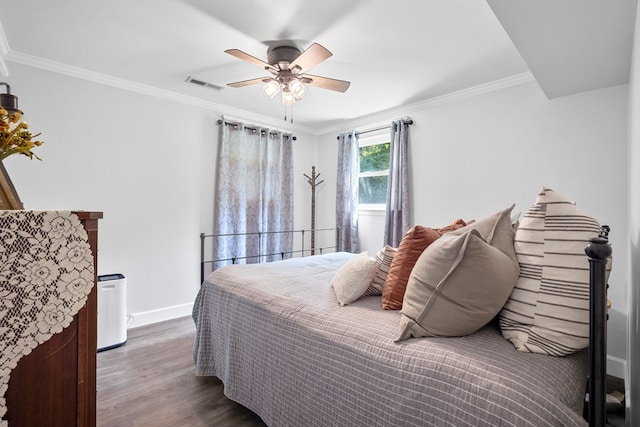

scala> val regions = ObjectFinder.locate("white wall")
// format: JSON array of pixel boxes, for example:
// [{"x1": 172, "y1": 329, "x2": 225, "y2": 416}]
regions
[
  {"x1": 316, "y1": 79, "x2": 629, "y2": 377},
  {"x1": 2, "y1": 62, "x2": 316, "y2": 327},
  {"x1": 626, "y1": 4, "x2": 640, "y2": 424}
]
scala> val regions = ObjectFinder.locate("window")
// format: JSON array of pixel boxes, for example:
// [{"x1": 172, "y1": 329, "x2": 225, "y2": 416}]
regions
[{"x1": 358, "y1": 132, "x2": 390, "y2": 208}]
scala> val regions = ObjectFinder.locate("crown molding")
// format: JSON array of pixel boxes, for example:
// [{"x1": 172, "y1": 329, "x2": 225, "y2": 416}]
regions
[
  {"x1": 317, "y1": 71, "x2": 536, "y2": 136},
  {"x1": 4, "y1": 49, "x2": 229, "y2": 109},
  {"x1": 2, "y1": 49, "x2": 316, "y2": 135},
  {"x1": 0, "y1": 22, "x2": 10, "y2": 77},
  {"x1": 411, "y1": 72, "x2": 536, "y2": 109},
  {"x1": 1, "y1": 44, "x2": 533, "y2": 138}
]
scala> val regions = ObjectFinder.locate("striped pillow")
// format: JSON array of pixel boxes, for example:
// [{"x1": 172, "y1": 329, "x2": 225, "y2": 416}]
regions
[
  {"x1": 499, "y1": 187, "x2": 608, "y2": 356},
  {"x1": 363, "y1": 245, "x2": 397, "y2": 296}
]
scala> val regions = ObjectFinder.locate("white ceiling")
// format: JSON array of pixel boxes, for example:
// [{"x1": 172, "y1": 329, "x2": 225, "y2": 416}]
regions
[
  {"x1": 0, "y1": 0, "x2": 636, "y2": 134},
  {"x1": 488, "y1": 0, "x2": 637, "y2": 98}
]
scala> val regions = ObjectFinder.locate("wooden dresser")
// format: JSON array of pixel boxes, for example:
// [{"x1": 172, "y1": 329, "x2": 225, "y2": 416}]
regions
[{"x1": 4, "y1": 211, "x2": 103, "y2": 427}]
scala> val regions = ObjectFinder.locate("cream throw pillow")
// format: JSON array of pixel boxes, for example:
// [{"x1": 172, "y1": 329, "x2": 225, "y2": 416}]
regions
[
  {"x1": 449, "y1": 204, "x2": 518, "y2": 265},
  {"x1": 499, "y1": 187, "x2": 610, "y2": 356},
  {"x1": 331, "y1": 252, "x2": 377, "y2": 306},
  {"x1": 396, "y1": 229, "x2": 519, "y2": 341}
]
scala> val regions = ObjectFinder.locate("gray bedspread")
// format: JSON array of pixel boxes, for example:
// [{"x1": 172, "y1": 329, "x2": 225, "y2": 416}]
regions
[{"x1": 193, "y1": 252, "x2": 588, "y2": 427}]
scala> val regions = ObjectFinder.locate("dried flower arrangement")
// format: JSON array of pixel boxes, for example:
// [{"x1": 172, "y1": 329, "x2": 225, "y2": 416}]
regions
[{"x1": 0, "y1": 107, "x2": 43, "y2": 161}]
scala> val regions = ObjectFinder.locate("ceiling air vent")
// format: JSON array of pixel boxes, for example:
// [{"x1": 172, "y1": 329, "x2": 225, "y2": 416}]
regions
[{"x1": 185, "y1": 76, "x2": 223, "y2": 90}]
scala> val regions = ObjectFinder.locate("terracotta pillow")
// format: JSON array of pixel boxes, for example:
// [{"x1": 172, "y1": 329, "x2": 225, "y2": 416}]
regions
[
  {"x1": 438, "y1": 218, "x2": 469, "y2": 234},
  {"x1": 381, "y1": 219, "x2": 467, "y2": 310}
]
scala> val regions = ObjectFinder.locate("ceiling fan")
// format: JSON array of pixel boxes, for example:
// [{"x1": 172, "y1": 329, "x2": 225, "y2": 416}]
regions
[{"x1": 225, "y1": 42, "x2": 350, "y2": 107}]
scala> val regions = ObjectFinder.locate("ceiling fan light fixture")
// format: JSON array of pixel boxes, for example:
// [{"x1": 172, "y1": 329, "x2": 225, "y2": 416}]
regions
[
  {"x1": 288, "y1": 79, "x2": 306, "y2": 100},
  {"x1": 281, "y1": 89, "x2": 295, "y2": 106},
  {"x1": 262, "y1": 80, "x2": 280, "y2": 99}
]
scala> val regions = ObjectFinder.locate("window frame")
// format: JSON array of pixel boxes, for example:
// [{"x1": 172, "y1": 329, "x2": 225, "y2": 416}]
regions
[{"x1": 357, "y1": 131, "x2": 390, "y2": 212}]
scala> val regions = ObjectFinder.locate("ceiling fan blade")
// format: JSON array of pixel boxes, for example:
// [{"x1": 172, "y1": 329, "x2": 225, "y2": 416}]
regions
[
  {"x1": 225, "y1": 49, "x2": 277, "y2": 71},
  {"x1": 303, "y1": 74, "x2": 351, "y2": 93},
  {"x1": 289, "y1": 43, "x2": 332, "y2": 73},
  {"x1": 227, "y1": 77, "x2": 269, "y2": 88}
]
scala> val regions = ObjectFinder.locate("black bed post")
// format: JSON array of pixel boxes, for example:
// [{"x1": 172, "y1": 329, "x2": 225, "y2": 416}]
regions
[
  {"x1": 584, "y1": 226, "x2": 611, "y2": 427},
  {"x1": 200, "y1": 232, "x2": 206, "y2": 285}
]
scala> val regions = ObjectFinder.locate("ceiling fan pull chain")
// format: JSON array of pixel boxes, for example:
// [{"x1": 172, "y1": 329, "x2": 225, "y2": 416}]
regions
[{"x1": 283, "y1": 103, "x2": 294, "y2": 124}]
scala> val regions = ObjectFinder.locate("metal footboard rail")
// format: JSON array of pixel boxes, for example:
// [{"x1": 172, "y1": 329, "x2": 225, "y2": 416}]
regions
[{"x1": 200, "y1": 227, "x2": 340, "y2": 284}]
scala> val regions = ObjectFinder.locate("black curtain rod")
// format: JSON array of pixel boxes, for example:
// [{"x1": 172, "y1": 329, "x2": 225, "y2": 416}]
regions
[
  {"x1": 336, "y1": 119, "x2": 414, "y2": 140},
  {"x1": 217, "y1": 119, "x2": 297, "y2": 140}
]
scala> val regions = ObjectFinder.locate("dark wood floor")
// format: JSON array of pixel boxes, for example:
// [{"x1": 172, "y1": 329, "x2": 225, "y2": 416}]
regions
[
  {"x1": 96, "y1": 315, "x2": 266, "y2": 427},
  {"x1": 603, "y1": 375, "x2": 626, "y2": 427}
]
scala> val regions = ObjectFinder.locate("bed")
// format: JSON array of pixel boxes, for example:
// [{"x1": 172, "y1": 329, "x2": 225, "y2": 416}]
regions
[{"x1": 193, "y1": 191, "x2": 612, "y2": 427}]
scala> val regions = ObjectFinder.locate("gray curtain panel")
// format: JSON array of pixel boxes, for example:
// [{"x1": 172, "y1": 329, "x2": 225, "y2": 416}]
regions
[
  {"x1": 384, "y1": 119, "x2": 411, "y2": 247},
  {"x1": 336, "y1": 131, "x2": 359, "y2": 253},
  {"x1": 214, "y1": 121, "x2": 294, "y2": 267}
]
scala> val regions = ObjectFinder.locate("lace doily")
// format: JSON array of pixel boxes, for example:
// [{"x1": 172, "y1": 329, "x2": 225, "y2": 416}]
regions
[{"x1": 0, "y1": 211, "x2": 95, "y2": 425}]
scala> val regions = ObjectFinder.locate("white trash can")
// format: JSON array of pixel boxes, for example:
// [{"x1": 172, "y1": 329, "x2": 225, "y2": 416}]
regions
[{"x1": 97, "y1": 273, "x2": 127, "y2": 352}]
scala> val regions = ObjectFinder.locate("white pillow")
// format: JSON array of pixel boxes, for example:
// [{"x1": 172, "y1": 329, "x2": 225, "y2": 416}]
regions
[{"x1": 331, "y1": 252, "x2": 377, "y2": 306}]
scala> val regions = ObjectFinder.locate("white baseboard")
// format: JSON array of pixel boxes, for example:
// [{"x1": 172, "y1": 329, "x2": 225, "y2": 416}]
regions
[
  {"x1": 607, "y1": 355, "x2": 627, "y2": 380},
  {"x1": 127, "y1": 302, "x2": 193, "y2": 329}
]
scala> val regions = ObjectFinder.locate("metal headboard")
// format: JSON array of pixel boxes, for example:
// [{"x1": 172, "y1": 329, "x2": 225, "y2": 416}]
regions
[{"x1": 200, "y1": 227, "x2": 340, "y2": 284}]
